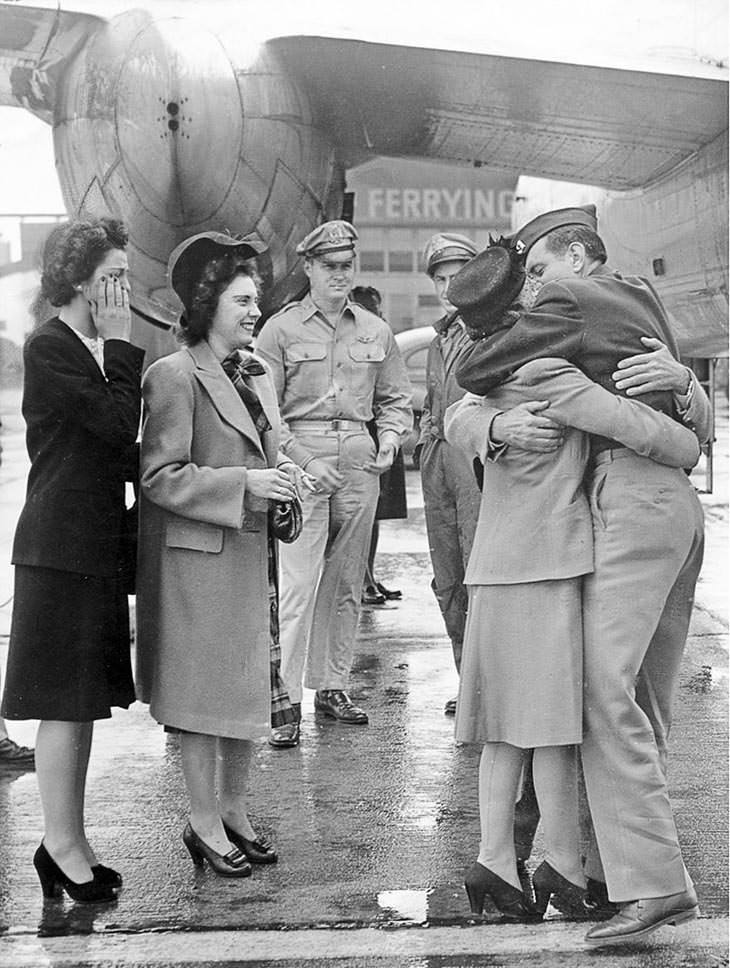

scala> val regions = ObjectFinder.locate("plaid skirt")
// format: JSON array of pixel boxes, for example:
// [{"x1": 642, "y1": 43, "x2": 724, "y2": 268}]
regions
[{"x1": 268, "y1": 536, "x2": 297, "y2": 728}]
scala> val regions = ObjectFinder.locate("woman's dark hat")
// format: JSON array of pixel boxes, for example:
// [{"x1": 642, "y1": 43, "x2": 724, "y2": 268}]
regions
[
  {"x1": 447, "y1": 241, "x2": 526, "y2": 331},
  {"x1": 168, "y1": 231, "x2": 267, "y2": 313}
]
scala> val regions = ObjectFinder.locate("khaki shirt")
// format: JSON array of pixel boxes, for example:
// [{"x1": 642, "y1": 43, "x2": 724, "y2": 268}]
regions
[
  {"x1": 256, "y1": 293, "x2": 412, "y2": 468},
  {"x1": 418, "y1": 312, "x2": 473, "y2": 447}
]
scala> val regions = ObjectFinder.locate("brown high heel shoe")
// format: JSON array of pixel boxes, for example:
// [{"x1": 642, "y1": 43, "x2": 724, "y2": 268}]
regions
[
  {"x1": 532, "y1": 861, "x2": 599, "y2": 919},
  {"x1": 182, "y1": 823, "x2": 252, "y2": 877},
  {"x1": 222, "y1": 821, "x2": 278, "y2": 864},
  {"x1": 464, "y1": 862, "x2": 540, "y2": 920}
]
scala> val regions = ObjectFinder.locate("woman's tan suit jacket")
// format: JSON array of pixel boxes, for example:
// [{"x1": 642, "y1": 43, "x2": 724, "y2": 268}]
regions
[{"x1": 136, "y1": 339, "x2": 287, "y2": 739}]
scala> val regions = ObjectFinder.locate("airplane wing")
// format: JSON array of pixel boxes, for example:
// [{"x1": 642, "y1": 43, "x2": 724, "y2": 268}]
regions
[
  {"x1": 271, "y1": 36, "x2": 728, "y2": 191},
  {"x1": 0, "y1": 4, "x2": 103, "y2": 122}
]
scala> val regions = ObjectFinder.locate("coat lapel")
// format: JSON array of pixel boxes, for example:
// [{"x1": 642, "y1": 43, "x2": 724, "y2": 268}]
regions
[
  {"x1": 188, "y1": 341, "x2": 265, "y2": 457},
  {"x1": 250, "y1": 367, "x2": 280, "y2": 468}
]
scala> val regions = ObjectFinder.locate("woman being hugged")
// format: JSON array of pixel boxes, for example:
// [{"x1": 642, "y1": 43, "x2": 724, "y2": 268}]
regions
[
  {"x1": 136, "y1": 233, "x2": 298, "y2": 877},
  {"x1": 2, "y1": 216, "x2": 144, "y2": 902}
]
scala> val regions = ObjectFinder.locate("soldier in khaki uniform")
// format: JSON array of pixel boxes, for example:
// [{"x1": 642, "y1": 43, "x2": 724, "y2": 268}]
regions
[{"x1": 256, "y1": 222, "x2": 412, "y2": 739}]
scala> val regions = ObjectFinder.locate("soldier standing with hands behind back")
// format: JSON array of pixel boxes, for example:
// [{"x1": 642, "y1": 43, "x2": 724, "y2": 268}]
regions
[{"x1": 256, "y1": 221, "x2": 412, "y2": 741}]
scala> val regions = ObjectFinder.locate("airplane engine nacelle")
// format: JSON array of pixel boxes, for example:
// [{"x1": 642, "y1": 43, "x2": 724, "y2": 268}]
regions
[{"x1": 53, "y1": 10, "x2": 341, "y2": 333}]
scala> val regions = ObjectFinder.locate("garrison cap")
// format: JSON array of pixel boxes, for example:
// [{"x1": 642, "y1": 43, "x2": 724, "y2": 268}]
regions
[
  {"x1": 296, "y1": 220, "x2": 358, "y2": 257},
  {"x1": 168, "y1": 230, "x2": 266, "y2": 313},
  {"x1": 423, "y1": 232, "x2": 478, "y2": 276},
  {"x1": 448, "y1": 240, "x2": 526, "y2": 333},
  {"x1": 512, "y1": 204, "x2": 598, "y2": 256}
]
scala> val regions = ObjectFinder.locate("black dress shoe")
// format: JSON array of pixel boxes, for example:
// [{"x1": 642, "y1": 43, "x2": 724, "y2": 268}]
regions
[
  {"x1": 92, "y1": 864, "x2": 123, "y2": 889},
  {"x1": 222, "y1": 822, "x2": 278, "y2": 864},
  {"x1": 33, "y1": 844, "x2": 117, "y2": 903},
  {"x1": 586, "y1": 877, "x2": 618, "y2": 919},
  {"x1": 533, "y1": 861, "x2": 597, "y2": 919},
  {"x1": 182, "y1": 823, "x2": 252, "y2": 877},
  {"x1": 464, "y1": 861, "x2": 541, "y2": 921},
  {"x1": 0, "y1": 737, "x2": 35, "y2": 768},
  {"x1": 268, "y1": 722, "x2": 300, "y2": 748},
  {"x1": 444, "y1": 697, "x2": 457, "y2": 716},
  {"x1": 314, "y1": 690, "x2": 368, "y2": 724},
  {"x1": 375, "y1": 581, "x2": 402, "y2": 601},
  {"x1": 361, "y1": 586, "x2": 386, "y2": 605},
  {"x1": 584, "y1": 889, "x2": 699, "y2": 946}
]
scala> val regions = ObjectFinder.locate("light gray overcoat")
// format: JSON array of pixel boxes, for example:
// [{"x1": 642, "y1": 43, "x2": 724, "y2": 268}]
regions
[{"x1": 136, "y1": 340, "x2": 285, "y2": 739}]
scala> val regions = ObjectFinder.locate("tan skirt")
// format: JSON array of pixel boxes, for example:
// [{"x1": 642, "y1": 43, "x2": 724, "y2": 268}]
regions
[{"x1": 455, "y1": 578, "x2": 584, "y2": 748}]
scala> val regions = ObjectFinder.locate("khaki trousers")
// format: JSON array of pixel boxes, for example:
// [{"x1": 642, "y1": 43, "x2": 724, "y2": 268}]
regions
[
  {"x1": 279, "y1": 431, "x2": 380, "y2": 703},
  {"x1": 420, "y1": 438, "x2": 481, "y2": 670},
  {"x1": 580, "y1": 449, "x2": 704, "y2": 902}
]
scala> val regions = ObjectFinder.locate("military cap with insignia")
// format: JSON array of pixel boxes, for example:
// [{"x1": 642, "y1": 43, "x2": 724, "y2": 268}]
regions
[
  {"x1": 168, "y1": 230, "x2": 266, "y2": 314},
  {"x1": 423, "y1": 232, "x2": 478, "y2": 276},
  {"x1": 447, "y1": 239, "x2": 526, "y2": 336},
  {"x1": 512, "y1": 204, "x2": 598, "y2": 256},
  {"x1": 296, "y1": 220, "x2": 358, "y2": 258}
]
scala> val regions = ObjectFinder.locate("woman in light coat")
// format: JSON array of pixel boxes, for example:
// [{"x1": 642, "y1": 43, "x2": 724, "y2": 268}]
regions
[
  {"x1": 444, "y1": 242, "x2": 700, "y2": 921},
  {"x1": 136, "y1": 233, "x2": 298, "y2": 876}
]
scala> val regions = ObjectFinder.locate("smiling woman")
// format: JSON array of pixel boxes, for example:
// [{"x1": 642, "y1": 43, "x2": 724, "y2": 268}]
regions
[{"x1": 135, "y1": 231, "x2": 304, "y2": 878}]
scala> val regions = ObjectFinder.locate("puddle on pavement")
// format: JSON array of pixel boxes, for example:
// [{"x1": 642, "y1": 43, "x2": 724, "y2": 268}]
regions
[{"x1": 377, "y1": 888, "x2": 431, "y2": 923}]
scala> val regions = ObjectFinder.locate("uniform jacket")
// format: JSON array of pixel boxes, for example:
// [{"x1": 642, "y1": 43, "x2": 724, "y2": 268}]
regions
[
  {"x1": 12, "y1": 317, "x2": 143, "y2": 577},
  {"x1": 418, "y1": 312, "x2": 473, "y2": 448},
  {"x1": 445, "y1": 359, "x2": 700, "y2": 585},
  {"x1": 135, "y1": 340, "x2": 287, "y2": 739},
  {"x1": 457, "y1": 265, "x2": 713, "y2": 448},
  {"x1": 256, "y1": 293, "x2": 412, "y2": 468}
]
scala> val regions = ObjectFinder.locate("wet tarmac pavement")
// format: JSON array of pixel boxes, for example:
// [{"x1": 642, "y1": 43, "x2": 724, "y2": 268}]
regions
[{"x1": 0, "y1": 388, "x2": 727, "y2": 966}]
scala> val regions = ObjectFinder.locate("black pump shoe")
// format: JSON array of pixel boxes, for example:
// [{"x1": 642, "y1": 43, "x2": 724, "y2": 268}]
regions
[
  {"x1": 92, "y1": 864, "x2": 123, "y2": 889},
  {"x1": 182, "y1": 823, "x2": 252, "y2": 877},
  {"x1": 222, "y1": 822, "x2": 278, "y2": 864},
  {"x1": 464, "y1": 861, "x2": 541, "y2": 921},
  {"x1": 533, "y1": 861, "x2": 598, "y2": 919},
  {"x1": 33, "y1": 843, "x2": 117, "y2": 903}
]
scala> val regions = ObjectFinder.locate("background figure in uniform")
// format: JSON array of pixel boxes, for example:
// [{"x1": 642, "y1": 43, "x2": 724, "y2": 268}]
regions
[
  {"x1": 417, "y1": 232, "x2": 481, "y2": 714},
  {"x1": 136, "y1": 233, "x2": 298, "y2": 875},
  {"x1": 457, "y1": 207, "x2": 711, "y2": 947},
  {"x1": 351, "y1": 285, "x2": 406, "y2": 606},
  {"x1": 1, "y1": 216, "x2": 143, "y2": 903},
  {"x1": 257, "y1": 221, "x2": 412, "y2": 733}
]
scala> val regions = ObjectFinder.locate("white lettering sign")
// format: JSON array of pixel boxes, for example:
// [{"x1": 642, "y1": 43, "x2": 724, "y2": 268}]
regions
[{"x1": 362, "y1": 187, "x2": 513, "y2": 224}]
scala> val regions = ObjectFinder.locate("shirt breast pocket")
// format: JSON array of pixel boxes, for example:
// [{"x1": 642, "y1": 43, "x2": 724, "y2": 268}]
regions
[
  {"x1": 285, "y1": 342, "x2": 328, "y2": 365},
  {"x1": 348, "y1": 343, "x2": 386, "y2": 364}
]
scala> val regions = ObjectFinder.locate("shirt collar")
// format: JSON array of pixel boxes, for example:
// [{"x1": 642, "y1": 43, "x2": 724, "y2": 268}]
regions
[{"x1": 302, "y1": 291, "x2": 356, "y2": 324}]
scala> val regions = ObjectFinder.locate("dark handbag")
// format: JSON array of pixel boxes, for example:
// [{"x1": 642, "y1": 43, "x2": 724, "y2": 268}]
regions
[{"x1": 269, "y1": 495, "x2": 303, "y2": 543}]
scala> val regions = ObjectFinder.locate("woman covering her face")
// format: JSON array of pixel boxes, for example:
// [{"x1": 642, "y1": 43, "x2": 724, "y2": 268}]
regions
[
  {"x1": 1, "y1": 216, "x2": 144, "y2": 902},
  {"x1": 135, "y1": 233, "x2": 300, "y2": 876}
]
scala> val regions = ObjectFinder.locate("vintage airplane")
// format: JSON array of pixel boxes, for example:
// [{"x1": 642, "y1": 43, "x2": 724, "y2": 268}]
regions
[{"x1": 0, "y1": 0, "x2": 727, "y2": 360}]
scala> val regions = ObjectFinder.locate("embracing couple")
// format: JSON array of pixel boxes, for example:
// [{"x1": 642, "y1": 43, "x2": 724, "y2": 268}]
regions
[{"x1": 444, "y1": 205, "x2": 710, "y2": 948}]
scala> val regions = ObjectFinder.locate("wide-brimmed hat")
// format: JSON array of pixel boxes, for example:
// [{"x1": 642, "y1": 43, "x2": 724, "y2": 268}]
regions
[
  {"x1": 512, "y1": 204, "x2": 598, "y2": 256},
  {"x1": 448, "y1": 241, "x2": 526, "y2": 333},
  {"x1": 168, "y1": 231, "x2": 267, "y2": 313}
]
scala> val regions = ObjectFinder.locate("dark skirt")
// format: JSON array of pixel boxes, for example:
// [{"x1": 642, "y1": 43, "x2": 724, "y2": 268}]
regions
[{"x1": 1, "y1": 565, "x2": 135, "y2": 722}]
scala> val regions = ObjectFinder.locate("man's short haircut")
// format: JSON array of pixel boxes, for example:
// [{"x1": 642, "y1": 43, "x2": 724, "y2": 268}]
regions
[{"x1": 544, "y1": 226, "x2": 607, "y2": 264}]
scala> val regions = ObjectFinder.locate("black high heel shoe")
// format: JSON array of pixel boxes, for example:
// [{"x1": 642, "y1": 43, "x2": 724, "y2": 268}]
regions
[
  {"x1": 92, "y1": 864, "x2": 123, "y2": 888},
  {"x1": 182, "y1": 823, "x2": 252, "y2": 877},
  {"x1": 464, "y1": 862, "x2": 540, "y2": 920},
  {"x1": 532, "y1": 861, "x2": 599, "y2": 919},
  {"x1": 222, "y1": 821, "x2": 278, "y2": 864},
  {"x1": 33, "y1": 844, "x2": 117, "y2": 903}
]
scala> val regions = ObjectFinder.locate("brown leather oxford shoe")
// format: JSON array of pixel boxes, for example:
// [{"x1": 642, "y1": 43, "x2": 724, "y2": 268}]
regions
[
  {"x1": 314, "y1": 689, "x2": 368, "y2": 725},
  {"x1": 584, "y1": 889, "x2": 699, "y2": 946}
]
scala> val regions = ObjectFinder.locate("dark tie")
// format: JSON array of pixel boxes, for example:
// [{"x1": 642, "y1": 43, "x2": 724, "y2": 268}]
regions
[{"x1": 221, "y1": 352, "x2": 271, "y2": 436}]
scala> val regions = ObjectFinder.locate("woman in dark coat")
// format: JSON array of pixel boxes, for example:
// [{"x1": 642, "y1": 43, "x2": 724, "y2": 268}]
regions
[{"x1": 1, "y1": 217, "x2": 144, "y2": 902}]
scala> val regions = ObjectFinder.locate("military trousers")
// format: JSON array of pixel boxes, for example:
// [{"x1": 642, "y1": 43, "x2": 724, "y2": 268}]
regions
[
  {"x1": 420, "y1": 437, "x2": 481, "y2": 670},
  {"x1": 279, "y1": 430, "x2": 380, "y2": 703},
  {"x1": 580, "y1": 449, "x2": 705, "y2": 903}
]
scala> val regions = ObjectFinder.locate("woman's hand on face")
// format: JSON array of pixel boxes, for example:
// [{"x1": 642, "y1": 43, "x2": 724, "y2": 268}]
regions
[
  {"x1": 246, "y1": 468, "x2": 297, "y2": 502},
  {"x1": 89, "y1": 275, "x2": 131, "y2": 341}
]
